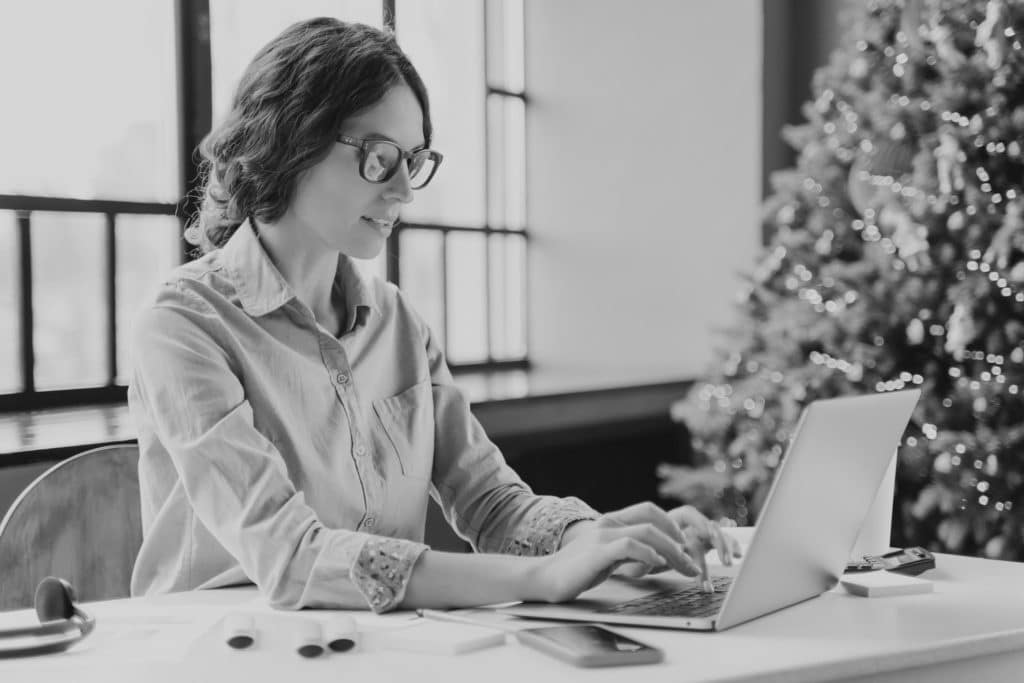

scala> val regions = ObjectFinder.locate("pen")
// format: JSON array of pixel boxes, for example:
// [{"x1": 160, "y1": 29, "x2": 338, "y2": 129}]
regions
[{"x1": 415, "y1": 609, "x2": 517, "y2": 634}]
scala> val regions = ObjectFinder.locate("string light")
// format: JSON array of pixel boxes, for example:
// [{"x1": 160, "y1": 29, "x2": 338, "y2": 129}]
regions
[{"x1": 965, "y1": 252, "x2": 1024, "y2": 302}]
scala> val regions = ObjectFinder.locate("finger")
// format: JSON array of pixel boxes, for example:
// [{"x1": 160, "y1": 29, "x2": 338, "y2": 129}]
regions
[
  {"x1": 604, "y1": 502, "x2": 685, "y2": 544},
  {"x1": 668, "y1": 506, "x2": 723, "y2": 554},
  {"x1": 727, "y1": 534, "x2": 744, "y2": 559},
  {"x1": 615, "y1": 561, "x2": 654, "y2": 579},
  {"x1": 667, "y1": 505, "x2": 707, "y2": 530},
  {"x1": 708, "y1": 521, "x2": 731, "y2": 566},
  {"x1": 607, "y1": 523, "x2": 699, "y2": 576},
  {"x1": 606, "y1": 537, "x2": 666, "y2": 573},
  {"x1": 681, "y1": 527, "x2": 709, "y2": 584}
]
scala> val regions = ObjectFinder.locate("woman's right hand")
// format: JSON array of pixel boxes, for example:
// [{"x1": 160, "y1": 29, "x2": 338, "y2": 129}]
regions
[{"x1": 526, "y1": 522, "x2": 702, "y2": 603}]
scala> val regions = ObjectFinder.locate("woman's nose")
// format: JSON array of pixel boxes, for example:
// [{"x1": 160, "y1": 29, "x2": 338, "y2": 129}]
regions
[{"x1": 383, "y1": 163, "x2": 414, "y2": 203}]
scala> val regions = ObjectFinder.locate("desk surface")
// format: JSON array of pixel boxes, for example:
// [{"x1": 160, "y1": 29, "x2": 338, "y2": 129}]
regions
[{"x1": 2, "y1": 550, "x2": 1023, "y2": 683}]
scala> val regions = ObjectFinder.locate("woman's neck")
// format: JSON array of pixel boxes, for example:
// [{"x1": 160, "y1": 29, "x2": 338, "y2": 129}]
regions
[{"x1": 252, "y1": 219, "x2": 339, "y2": 325}]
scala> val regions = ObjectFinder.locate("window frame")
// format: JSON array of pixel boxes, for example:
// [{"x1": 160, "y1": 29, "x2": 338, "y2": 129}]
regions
[
  {"x1": 0, "y1": 0, "x2": 528, "y2": 413},
  {"x1": 385, "y1": 0, "x2": 530, "y2": 370}
]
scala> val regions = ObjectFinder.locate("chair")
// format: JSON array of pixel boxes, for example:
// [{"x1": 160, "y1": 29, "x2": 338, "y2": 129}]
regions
[{"x1": 0, "y1": 444, "x2": 142, "y2": 611}]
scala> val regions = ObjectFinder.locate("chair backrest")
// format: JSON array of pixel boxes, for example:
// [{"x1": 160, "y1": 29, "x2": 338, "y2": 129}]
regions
[{"x1": 0, "y1": 444, "x2": 142, "y2": 611}]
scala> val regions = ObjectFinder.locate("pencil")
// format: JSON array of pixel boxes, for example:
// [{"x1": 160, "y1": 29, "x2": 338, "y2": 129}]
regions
[{"x1": 414, "y1": 609, "x2": 518, "y2": 634}]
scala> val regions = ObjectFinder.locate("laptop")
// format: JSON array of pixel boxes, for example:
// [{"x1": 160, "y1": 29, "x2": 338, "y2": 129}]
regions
[{"x1": 497, "y1": 389, "x2": 920, "y2": 631}]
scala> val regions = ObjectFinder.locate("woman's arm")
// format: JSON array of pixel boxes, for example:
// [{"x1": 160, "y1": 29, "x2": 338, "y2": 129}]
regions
[
  {"x1": 400, "y1": 551, "x2": 541, "y2": 607},
  {"x1": 400, "y1": 521, "x2": 702, "y2": 609}
]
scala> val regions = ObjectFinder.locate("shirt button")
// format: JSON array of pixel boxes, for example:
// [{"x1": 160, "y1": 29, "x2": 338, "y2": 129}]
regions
[
  {"x1": 364, "y1": 515, "x2": 376, "y2": 529},
  {"x1": 336, "y1": 372, "x2": 349, "y2": 385},
  {"x1": 354, "y1": 444, "x2": 366, "y2": 456}
]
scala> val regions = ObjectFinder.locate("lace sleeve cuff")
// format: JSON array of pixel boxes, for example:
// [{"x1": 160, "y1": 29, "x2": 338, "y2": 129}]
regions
[
  {"x1": 499, "y1": 496, "x2": 601, "y2": 557},
  {"x1": 350, "y1": 536, "x2": 430, "y2": 613}
]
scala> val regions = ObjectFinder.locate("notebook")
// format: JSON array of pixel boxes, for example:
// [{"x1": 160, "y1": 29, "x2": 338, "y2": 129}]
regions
[{"x1": 497, "y1": 389, "x2": 921, "y2": 631}]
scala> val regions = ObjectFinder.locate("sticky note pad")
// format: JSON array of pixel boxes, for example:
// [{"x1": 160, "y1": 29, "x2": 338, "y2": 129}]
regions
[
  {"x1": 840, "y1": 570, "x2": 933, "y2": 597},
  {"x1": 368, "y1": 621, "x2": 506, "y2": 655}
]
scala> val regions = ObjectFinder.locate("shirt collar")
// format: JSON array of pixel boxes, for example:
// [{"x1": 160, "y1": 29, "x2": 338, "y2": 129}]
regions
[{"x1": 221, "y1": 218, "x2": 376, "y2": 326}]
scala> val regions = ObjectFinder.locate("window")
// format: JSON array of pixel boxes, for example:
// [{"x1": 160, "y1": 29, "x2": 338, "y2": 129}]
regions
[
  {"x1": 0, "y1": 0, "x2": 180, "y2": 410},
  {"x1": 0, "y1": 0, "x2": 527, "y2": 411},
  {"x1": 394, "y1": 0, "x2": 528, "y2": 367}
]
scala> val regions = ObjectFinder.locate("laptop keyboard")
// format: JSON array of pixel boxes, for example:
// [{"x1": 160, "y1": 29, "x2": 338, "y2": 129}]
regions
[{"x1": 600, "y1": 577, "x2": 733, "y2": 617}]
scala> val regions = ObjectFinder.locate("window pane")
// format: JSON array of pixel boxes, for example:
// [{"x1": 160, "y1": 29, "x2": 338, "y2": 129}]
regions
[
  {"x1": 485, "y1": 0, "x2": 524, "y2": 92},
  {"x1": 31, "y1": 213, "x2": 106, "y2": 390},
  {"x1": 0, "y1": 1, "x2": 178, "y2": 201},
  {"x1": 210, "y1": 0, "x2": 383, "y2": 125},
  {"x1": 116, "y1": 215, "x2": 182, "y2": 384},
  {"x1": 398, "y1": 230, "x2": 445, "y2": 348},
  {"x1": 486, "y1": 95, "x2": 504, "y2": 229},
  {"x1": 0, "y1": 214, "x2": 19, "y2": 392},
  {"x1": 504, "y1": 97, "x2": 526, "y2": 229},
  {"x1": 487, "y1": 95, "x2": 526, "y2": 230},
  {"x1": 447, "y1": 232, "x2": 487, "y2": 363},
  {"x1": 398, "y1": 0, "x2": 486, "y2": 227},
  {"x1": 489, "y1": 233, "x2": 527, "y2": 359}
]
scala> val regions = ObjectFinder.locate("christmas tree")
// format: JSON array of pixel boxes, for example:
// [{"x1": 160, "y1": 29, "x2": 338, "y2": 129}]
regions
[{"x1": 659, "y1": 0, "x2": 1024, "y2": 561}]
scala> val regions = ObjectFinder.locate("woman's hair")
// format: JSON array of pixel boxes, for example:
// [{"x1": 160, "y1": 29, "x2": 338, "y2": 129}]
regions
[{"x1": 187, "y1": 17, "x2": 432, "y2": 252}]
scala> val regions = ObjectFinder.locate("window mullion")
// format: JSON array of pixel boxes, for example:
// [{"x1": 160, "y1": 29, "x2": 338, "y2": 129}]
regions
[
  {"x1": 175, "y1": 0, "x2": 212, "y2": 262},
  {"x1": 16, "y1": 210, "x2": 34, "y2": 394},
  {"x1": 105, "y1": 213, "x2": 118, "y2": 385}
]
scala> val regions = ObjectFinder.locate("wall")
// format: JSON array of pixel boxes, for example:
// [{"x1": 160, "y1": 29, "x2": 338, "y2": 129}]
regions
[{"x1": 525, "y1": 0, "x2": 762, "y2": 382}]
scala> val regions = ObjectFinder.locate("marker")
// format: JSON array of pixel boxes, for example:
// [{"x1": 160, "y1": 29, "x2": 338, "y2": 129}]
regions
[
  {"x1": 323, "y1": 615, "x2": 359, "y2": 652},
  {"x1": 293, "y1": 619, "x2": 325, "y2": 658},
  {"x1": 223, "y1": 614, "x2": 257, "y2": 649}
]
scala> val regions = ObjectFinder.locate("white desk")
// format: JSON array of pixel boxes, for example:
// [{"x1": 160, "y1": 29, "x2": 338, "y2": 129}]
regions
[{"x1": 2, "y1": 550, "x2": 1023, "y2": 683}]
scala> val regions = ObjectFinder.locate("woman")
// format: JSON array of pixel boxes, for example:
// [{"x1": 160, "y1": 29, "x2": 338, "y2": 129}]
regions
[{"x1": 129, "y1": 17, "x2": 739, "y2": 613}]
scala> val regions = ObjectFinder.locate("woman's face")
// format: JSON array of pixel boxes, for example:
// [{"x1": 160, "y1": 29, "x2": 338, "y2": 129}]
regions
[{"x1": 283, "y1": 83, "x2": 423, "y2": 259}]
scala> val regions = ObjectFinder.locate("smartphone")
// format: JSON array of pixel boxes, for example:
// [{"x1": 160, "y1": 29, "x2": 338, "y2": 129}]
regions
[{"x1": 515, "y1": 624, "x2": 664, "y2": 668}]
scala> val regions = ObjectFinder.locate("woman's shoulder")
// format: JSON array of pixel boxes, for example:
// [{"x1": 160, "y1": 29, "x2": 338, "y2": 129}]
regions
[
  {"x1": 131, "y1": 251, "x2": 244, "y2": 335},
  {"x1": 144, "y1": 251, "x2": 240, "y2": 311}
]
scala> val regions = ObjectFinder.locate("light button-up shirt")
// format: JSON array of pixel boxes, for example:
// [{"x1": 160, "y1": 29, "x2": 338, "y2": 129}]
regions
[{"x1": 128, "y1": 220, "x2": 599, "y2": 612}]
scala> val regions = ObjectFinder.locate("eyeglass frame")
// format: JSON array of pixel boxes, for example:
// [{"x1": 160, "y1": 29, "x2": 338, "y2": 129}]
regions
[{"x1": 336, "y1": 134, "x2": 443, "y2": 189}]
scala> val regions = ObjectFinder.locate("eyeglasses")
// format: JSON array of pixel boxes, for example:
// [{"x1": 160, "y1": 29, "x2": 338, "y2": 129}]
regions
[{"x1": 337, "y1": 135, "x2": 443, "y2": 190}]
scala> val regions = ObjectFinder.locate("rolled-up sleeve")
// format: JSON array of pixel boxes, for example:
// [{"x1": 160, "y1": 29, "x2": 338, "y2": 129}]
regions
[
  {"x1": 130, "y1": 285, "x2": 427, "y2": 612},
  {"x1": 401, "y1": 296, "x2": 601, "y2": 556}
]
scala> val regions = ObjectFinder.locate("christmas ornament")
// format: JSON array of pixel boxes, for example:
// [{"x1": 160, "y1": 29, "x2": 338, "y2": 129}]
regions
[
  {"x1": 984, "y1": 199, "x2": 1024, "y2": 269},
  {"x1": 929, "y1": 17, "x2": 967, "y2": 67},
  {"x1": 849, "y1": 56, "x2": 870, "y2": 79},
  {"x1": 880, "y1": 204, "x2": 930, "y2": 260},
  {"x1": 935, "y1": 127, "x2": 966, "y2": 197},
  {"x1": 945, "y1": 302, "x2": 977, "y2": 354},
  {"x1": 907, "y1": 318, "x2": 926, "y2": 344},
  {"x1": 847, "y1": 141, "x2": 916, "y2": 217},
  {"x1": 976, "y1": 0, "x2": 1011, "y2": 70},
  {"x1": 947, "y1": 211, "x2": 967, "y2": 231}
]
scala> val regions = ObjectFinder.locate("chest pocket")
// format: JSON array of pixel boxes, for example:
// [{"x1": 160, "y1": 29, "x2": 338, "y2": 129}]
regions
[{"x1": 372, "y1": 379, "x2": 435, "y2": 481}]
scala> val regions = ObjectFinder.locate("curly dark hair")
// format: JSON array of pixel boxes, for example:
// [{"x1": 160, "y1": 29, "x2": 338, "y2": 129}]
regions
[{"x1": 188, "y1": 17, "x2": 432, "y2": 252}]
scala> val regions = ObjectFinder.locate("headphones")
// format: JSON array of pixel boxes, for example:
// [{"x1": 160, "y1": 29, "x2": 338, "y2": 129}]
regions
[{"x1": 0, "y1": 577, "x2": 96, "y2": 658}]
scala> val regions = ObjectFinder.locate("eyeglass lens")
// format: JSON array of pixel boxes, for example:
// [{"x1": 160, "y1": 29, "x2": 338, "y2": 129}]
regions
[{"x1": 362, "y1": 141, "x2": 436, "y2": 188}]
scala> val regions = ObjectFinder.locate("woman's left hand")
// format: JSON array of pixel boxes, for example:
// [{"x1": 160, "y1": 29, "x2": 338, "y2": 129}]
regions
[{"x1": 561, "y1": 502, "x2": 743, "y2": 585}]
